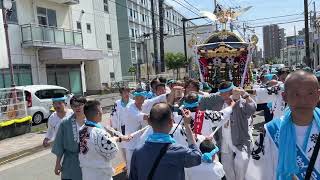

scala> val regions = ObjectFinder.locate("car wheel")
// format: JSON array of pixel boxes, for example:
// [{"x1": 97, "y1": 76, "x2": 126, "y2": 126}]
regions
[{"x1": 32, "y1": 112, "x2": 43, "y2": 125}]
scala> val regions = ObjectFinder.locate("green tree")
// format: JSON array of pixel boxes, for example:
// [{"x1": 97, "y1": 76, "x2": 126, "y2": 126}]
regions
[
  {"x1": 128, "y1": 66, "x2": 137, "y2": 81},
  {"x1": 265, "y1": 58, "x2": 278, "y2": 65},
  {"x1": 165, "y1": 52, "x2": 187, "y2": 79}
]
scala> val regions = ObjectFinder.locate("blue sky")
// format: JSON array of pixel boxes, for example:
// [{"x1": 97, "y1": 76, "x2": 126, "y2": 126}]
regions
[{"x1": 166, "y1": 0, "x2": 319, "y2": 49}]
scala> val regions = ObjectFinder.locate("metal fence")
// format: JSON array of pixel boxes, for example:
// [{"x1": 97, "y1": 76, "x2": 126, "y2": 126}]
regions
[{"x1": 0, "y1": 88, "x2": 27, "y2": 122}]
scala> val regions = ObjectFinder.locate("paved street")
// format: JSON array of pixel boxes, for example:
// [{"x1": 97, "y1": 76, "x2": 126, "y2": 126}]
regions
[
  {"x1": 0, "y1": 109, "x2": 265, "y2": 180},
  {"x1": 0, "y1": 109, "x2": 126, "y2": 180},
  {"x1": 0, "y1": 148, "x2": 124, "y2": 180}
]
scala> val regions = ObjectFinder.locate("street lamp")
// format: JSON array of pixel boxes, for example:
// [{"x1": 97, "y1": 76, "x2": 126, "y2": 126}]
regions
[{"x1": 2, "y1": 0, "x2": 15, "y2": 87}]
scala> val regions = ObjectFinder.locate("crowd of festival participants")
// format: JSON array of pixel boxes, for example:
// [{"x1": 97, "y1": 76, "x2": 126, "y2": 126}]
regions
[{"x1": 41, "y1": 66, "x2": 320, "y2": 180}]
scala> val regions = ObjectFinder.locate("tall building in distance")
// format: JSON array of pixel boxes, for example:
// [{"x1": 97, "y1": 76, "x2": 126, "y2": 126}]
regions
[
  {"x1": 263, "y1": 24, "x2": 285, "y2": 60},
  {"x1": 116, "y1": 0, "x2": 195, "y2": 80}
]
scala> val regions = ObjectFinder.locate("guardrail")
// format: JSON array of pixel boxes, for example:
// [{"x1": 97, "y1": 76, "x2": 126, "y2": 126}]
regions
[{"x1": 21, "y1": 24, "x2": 83, "y2": 48}]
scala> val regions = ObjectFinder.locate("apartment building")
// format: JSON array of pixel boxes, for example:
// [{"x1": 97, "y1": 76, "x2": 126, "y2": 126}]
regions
[
  {"x1": 263, "y1": 24, "x2": 285, "y2": 59},
  {"x1": 116, "y1": 0, "x2": 195, "y2": 80},
  {"x1": 1, "y1": 0, "x2": 122, "y2": 95},
  {"x1": 280, "y1": 46, "x2": 305, "y2": 66}
]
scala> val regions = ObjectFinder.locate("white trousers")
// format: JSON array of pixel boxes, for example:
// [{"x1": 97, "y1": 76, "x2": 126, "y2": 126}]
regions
[
  {"x1": 125, "y1": 149, "x2": 134, "y2": 176},
  {"x1": 82, "y1": 167, "x2": 113, "y2": 180},
  {"x1": 120, "y1": 148, "x2": 127, "y2": 164},
  {"x1": 221, "y1": 149, "x2": 249, "y2": 180}
]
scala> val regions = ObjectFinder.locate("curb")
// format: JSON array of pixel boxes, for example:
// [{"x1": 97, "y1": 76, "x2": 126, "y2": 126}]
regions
[
  {"x1": 0, "y1": 97, "x2": 118, "y2": 166},
  {"x1": 0, "y1": 106, "x2": 114, "y2": 166},
  {"x1": 0, "y1": 143, "x2": 52, "y2": 166}
]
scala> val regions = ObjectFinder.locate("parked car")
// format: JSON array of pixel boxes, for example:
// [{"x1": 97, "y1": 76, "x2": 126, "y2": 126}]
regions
[{"x1": 15, "y1": 85, "x2": 73, "y2": 125}]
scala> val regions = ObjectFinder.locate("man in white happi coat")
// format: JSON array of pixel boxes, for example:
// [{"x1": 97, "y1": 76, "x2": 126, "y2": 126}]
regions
[
  {"x1": 172, "y1": 92, "x2": 233, "y2": 137},
  {"x1": 43, "y1": 95, "x2": 73, "y2": 147},
  {"x1": 253, "y1": 81, "x2": 286, "y2": 119},
  {"x1": 79, "y1": 100, "x2": 129, "y2": 180},
  {"x1": 251, "y1": 69, "x2": 290, "y2": 119},
  {"x1": 122, "y1": 87, "x2": 177, "y2": 175},
  {"x1": 247, "y1": 70, "x2": 320, "y2": 180},
  {"x1": 110, "y1": 87, "x2": 134, "y2": 166}
]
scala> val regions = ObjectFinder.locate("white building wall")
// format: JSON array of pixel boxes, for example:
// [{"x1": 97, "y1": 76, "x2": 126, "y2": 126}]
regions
[
  {"x1": 72, "y1": 0, "x2": 97, "y2": 49},
  {"x1": 35, "y1": 0, "x2": 71, "y2": 28},
  {"x1": 4, "y1": 0, "x2": 122, "y2": 93},
  {"x1": 71, "y1": 0, "x2": 122, "y2": 91}
]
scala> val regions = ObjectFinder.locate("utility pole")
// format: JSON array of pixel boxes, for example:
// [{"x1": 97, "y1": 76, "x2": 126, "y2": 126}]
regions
[
  {"x1": 182, "y1": 19, "x2": 188, "y2": 75},
  {"x1": 150, "y1": 0, "x2": 159, "y2": 74},
  {"x1": 314, "y1": 2, "x2": 317, "y2": 25},
  {"x1": 2, "y1": 3, "x2": 15, "y2": 87},
  {"x1": 243, "y1": 23, "x2": 246, "y2": 39},
  {"x1": 213, "y1": 0, "x2": 218, "y2": 31},
  {"x1": 294, "y1": 25, "x2": 298, "y2": 65},
  {"x1": 304, "y1": 0, "x2": 311, "y2": 67},
  {"x1": 310, "y1": 11, "x2": 314, "y2": 68},
  {"x1": 143, "y1": 33, "x2": 150, "y2": 81},
  {"x1": 182, "y1": 16, "x2": 207, "y2": 77},
  {"x1": 159, "y1": 0, "x2": 165, "y2": 72}
]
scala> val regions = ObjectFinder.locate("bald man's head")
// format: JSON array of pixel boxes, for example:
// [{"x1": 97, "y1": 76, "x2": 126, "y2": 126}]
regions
[
  {"x1": 284, "y1": 70, "x2": 319, "y2": 92},
  {"x1": 149, "y1": 103, "x2": 173, "y2": 130},
  {"x1": 283, "y1": 70, "x2": 320, "y2": 111}
]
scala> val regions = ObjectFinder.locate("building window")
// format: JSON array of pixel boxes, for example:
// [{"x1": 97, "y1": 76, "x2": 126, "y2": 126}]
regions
[
  {"x1": 110, "y1": 72, "x2": 115, "y2": 79},
  {"x1": 8, "y1": 0, "x2": 18, "y2": 23},
  {"x1": 37, "y1": 7, "x2": 57, "y2": 27},
  {"x1": 166, "y1": 11, "x2": 169, "y2": 18},
  {"x1": 129, "y1": 9, "x2": 133, "y2": 17},
  {"x1": 142, "y1": 14, "x2": 145, "y2": 22},
  {"x1": 131, "y1": 28, "x2": 135, "y2": 37},
  {"x1": 0, "y1": 65, "x2": 33, "y2": 88},
  {"x1": 106, "y1": 34, "x2": 112, "y2": 49},
  {"x1": 131, "y1": 45, "x2": 136, "y2": 62},
  {"x1": 76, "y1": 21, "x2": 81, "y2": 31},
  {"x1": 135, "y1": 29, "x2": 138, "y2": 37},
  {"x1": 86, "y1": 23, "x2": 91, "y2": 33},
  {"x1": 134, "y1": 10, "x2": 137, "y2": 18},
  {"x1": 103, "y1": 0, "x2": 109, "y2": 13}
]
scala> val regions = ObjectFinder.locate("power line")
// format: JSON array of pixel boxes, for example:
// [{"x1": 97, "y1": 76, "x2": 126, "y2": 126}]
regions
[
  {"x1": 170, "y1": 0, "x2": 211, "y2": 23},
  {"x1": 171, "y1": 0, "x2": 200, "y2": 16},
  {"x1": 180, "y1": 0, "x2": 201, "y2": 12},
  {"x1": 249, "y1": 19, "x2": 305, "y2": 28},
  {"x1": 236, "y1": 12, "x2": 304, "y2": 23}
]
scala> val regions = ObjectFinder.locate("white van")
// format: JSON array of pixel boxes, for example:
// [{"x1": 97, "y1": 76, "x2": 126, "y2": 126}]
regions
[{"x1": 15, "y1": 85, "x2": 72, "y2": 125}]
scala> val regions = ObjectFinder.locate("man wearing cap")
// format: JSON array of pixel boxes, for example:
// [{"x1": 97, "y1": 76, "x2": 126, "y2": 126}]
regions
[
  {"x1": 43, "y1": 94, "x2": 73, "y2": 147},
  {"x1": 200, "y1": 81, "x2": 256, "y2": 180}
]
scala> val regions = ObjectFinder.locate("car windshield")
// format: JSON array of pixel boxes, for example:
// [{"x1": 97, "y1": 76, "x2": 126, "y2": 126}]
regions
[{"x1": 35, "y1": 89, "x2": 67, "y2": 99}]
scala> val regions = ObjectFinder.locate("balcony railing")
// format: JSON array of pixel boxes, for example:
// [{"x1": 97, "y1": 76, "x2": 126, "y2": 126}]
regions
[
  {"x1": 45, "y1": 0, "x2": 79, "y2": 5},
  {"x1": 21, "y1": 24, "x2": 83, "y2": 48}
]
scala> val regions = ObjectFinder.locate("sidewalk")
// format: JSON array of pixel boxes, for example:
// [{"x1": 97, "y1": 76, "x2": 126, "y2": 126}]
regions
[
  {"x1": 86, "y1": 93, "x2": 120, "y2": 108},
  {"x1": 0, "y1": 93, "x2": 120, "y2": 166},
  {"x1": 0, "y1": 131, "x2": 47, "y2": 166}
]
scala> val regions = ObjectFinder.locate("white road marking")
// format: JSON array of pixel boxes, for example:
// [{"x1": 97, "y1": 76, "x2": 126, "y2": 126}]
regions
[{"x1": 0, "y1": 149, "x2": 51, "y2": 172}]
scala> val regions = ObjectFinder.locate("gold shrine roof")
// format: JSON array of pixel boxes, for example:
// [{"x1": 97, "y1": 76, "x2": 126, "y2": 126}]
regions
[{"x1": 196, "y1": 31, "x2": 248, "y2": 58}]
